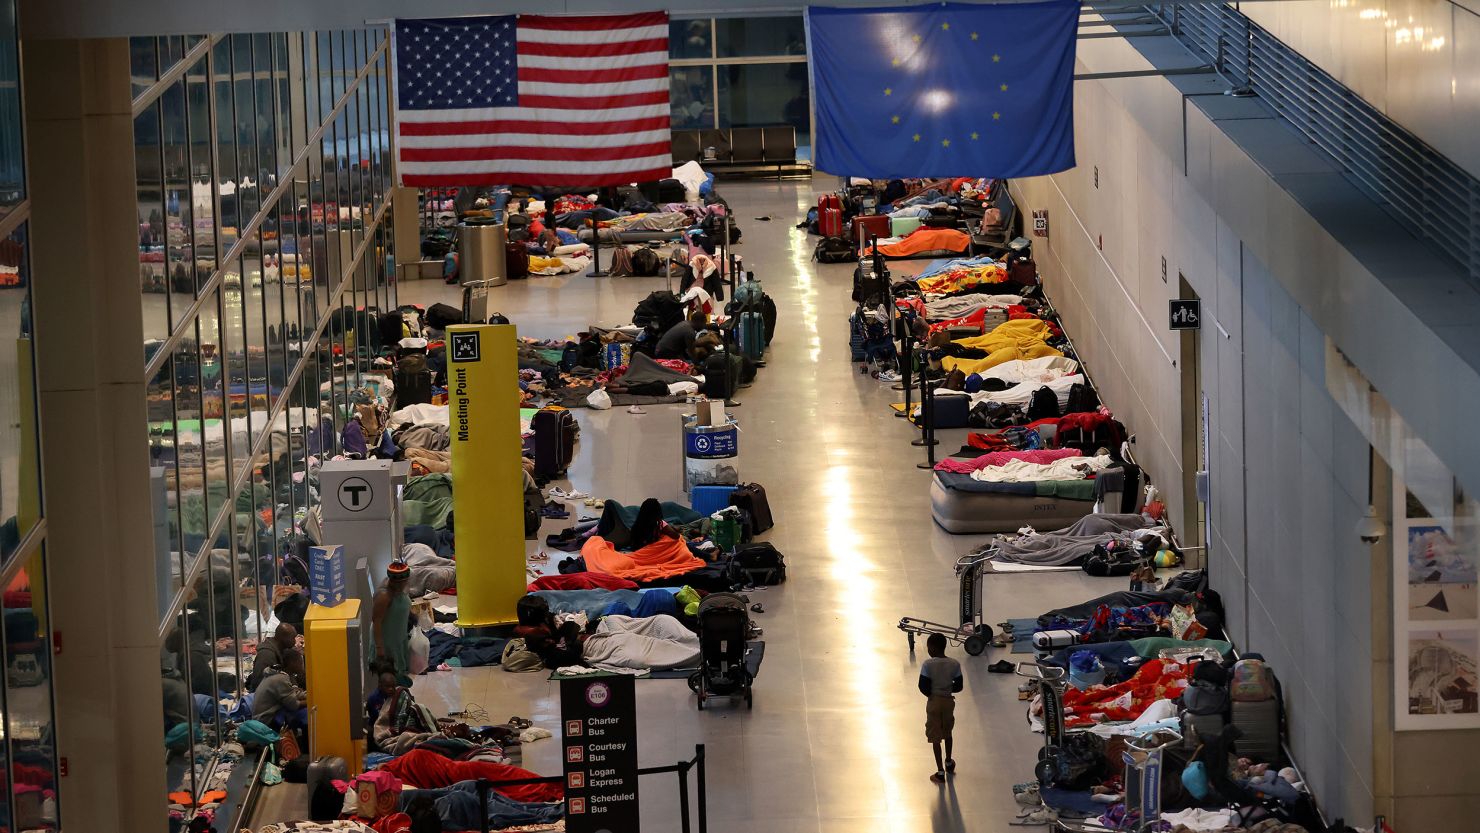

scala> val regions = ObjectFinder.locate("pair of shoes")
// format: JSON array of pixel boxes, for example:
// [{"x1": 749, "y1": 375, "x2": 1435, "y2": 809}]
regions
[
  {"x1": 1013, "y1": 783, "x2": 1041, "y2": 806},
  {"x1": 528, "y1": 551, "x2": 550, "y2": 563},
  {"x1": 876, "y1": 369, "x2": 901, "y2": 382},
  {"x1": 1010, "y1": 807, "x2": 1055, "y2": 826},
  {"x1": 565, "y1": 489, "x2": 591, "y2": 500},
  {"x1": 540, "y1": 506, "x2": 570, "y2": 519},
  {"x1": 547, "y1": 487, "x2": 571, "y2": 499}
]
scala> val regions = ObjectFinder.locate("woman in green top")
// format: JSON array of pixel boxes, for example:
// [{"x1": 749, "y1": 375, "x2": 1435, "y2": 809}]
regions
[{"x1": 373, "y1": 562, "x2": 414, "y2": 686}]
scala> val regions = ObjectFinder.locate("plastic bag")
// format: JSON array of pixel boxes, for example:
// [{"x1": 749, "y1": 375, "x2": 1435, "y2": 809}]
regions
[
  {"x1": 408, "y1": 628, "x2": 430, "y2": 676},
  {"x1": 587, "y1": 389, "x2": 612, "y2": 410}
]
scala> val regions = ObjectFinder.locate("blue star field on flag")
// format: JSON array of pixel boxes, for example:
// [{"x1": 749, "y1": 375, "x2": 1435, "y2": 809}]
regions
[
  {"x1": 396, "y1": 17, "x2": 520, "y2": 110},
  {"x1": 807, "y1": 0, "x2": 1080, "y2": 178}
]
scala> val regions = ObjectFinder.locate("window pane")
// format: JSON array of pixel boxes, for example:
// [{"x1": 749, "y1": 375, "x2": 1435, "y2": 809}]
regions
[
  {"x1": 197, "y1": 305, "x2": 227, "y2": 546},
  {"x1": 233, "y1": 36, "x2": 259, "y2": 222},
  {"x1": 670, "y1": 19, "x2": 712, "y2": 59},
  {"x1": 161, "y1": 80, "x2": 194, "y2": 328},
  {"x1": 147, "y1": 355, "x2": 183, "y2": 620},
  {"x1": 254, "y1": 33, "x2": 276, "y2": 188},
  {"x1": 670, "y1": 66, "x2": 714, "y2": 130},
  {"x1": 717, "y1": 63, "x2": 811, "y2": 151},
  {"x1": 186, "y1": 58, "x2": 216, "y2": 295},
  {"x1": 173, "y1": 323, "x2": 208, "y2": 557},
  {"x1": 136, "y1": 101, "x2": 169, "y2": 355},
  {"x1": 0, "y1": 0, "x2": 24, "y2": 218},
  {"x1": 0, "y1": 223, "x2": 36, "y2": 561},
  {"x1": 715, "y1": 16, "x2": 807, "y2": 58},
  {"x1": 129, "y1": 36, "x2": 158, "y2": 99},
  {"x1": 213, "y1": 41, "x2": 238, "y2": 235},
  {"x1": 164, "y1": 608, "x2": 199, "y2": 800},
  {"x1": 243, "y1": 236, "x2": 269, "y2": 450},
  {"x1": 5, "y1": 554, "x2": 58, "y2": 830}
]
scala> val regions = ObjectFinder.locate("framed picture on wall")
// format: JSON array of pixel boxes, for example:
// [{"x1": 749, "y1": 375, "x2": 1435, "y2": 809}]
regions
[{"x1": 1394, "y1": 462, "x2": 1480, "y2": 730}]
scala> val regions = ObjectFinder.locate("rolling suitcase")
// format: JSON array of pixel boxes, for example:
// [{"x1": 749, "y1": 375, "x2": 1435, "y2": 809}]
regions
[
  {"x1": 818, "y1": 206, "x2": 844, "y2": 238},
  {"x1": 703, "y1": 348, "x2": 737, "y2": 400},
  {"x1": 727, "y1": 482, "x2": 773, "y2": 533},
  {"x1": 506, "y1": 242, "x2": 530, "y2": 279},
  {"x1": 394, "y1": 369, "x2": 432, "y2": 407},
  {"x1": 738, "y1": 310, "x2": 765, "y2": 361},
  {"x1": 851, "y1": 214, "x2": 891, "y2": 243},
  {"x1": 531, "y1": 407, "x2": 577, "y2": 478}
]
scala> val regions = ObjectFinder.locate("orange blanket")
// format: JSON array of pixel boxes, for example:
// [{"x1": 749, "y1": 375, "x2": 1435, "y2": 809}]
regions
[
  {"x1": 582, "y1": 534, "x2": 705, "y2": 582},
  {"x1": 869, "y1": 227, "x2": 971, "y2": 258}
]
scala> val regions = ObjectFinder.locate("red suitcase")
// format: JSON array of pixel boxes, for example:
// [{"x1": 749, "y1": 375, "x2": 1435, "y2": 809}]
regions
[
  {"x1": 851, "y1": 214, "x2": 891, "y2": 244},
  {"x1": 818, "y1": 193, "x2": 842, "y2": 213},
  {"x1": 819, "y1": 206, "x2": 844, "y2": 238}
]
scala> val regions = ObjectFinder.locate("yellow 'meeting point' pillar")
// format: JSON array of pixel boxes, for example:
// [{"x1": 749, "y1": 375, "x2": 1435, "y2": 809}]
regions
[
  {"x1": 447, "y1": 323, "x2": 526, "y2": 627},
  {"x1": 303, "y1": 599, "x2": 366, "y2": 774}
]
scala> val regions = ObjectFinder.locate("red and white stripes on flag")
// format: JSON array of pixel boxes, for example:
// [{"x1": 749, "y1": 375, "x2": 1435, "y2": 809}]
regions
[{"x1": 394, "y1": 11, "x2": 673, "y2": 188}]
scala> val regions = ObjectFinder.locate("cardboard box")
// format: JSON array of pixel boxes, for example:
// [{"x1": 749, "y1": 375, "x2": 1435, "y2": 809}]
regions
[{"x1": 309, "y1": 544, "x2": 347, "y2": 606}]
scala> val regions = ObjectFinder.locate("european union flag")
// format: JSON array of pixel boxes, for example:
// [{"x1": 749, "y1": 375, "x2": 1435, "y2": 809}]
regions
[{"x1": 807, "y1": 0, "x2": 1079, "y2": 179}]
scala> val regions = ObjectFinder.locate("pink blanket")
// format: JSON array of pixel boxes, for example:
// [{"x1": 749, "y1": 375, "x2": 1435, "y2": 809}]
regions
[{"x1": 935, "y1": 448, "x2": 1081, "y2": 474}]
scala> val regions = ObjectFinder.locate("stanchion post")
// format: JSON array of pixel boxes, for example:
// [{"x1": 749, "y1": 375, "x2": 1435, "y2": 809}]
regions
[
  {"x1": 896, "y1": 331, "x2": 914, "y2": 419},
  {"x1": 585, "y1": 222, "x2": 609, "y2": 278},
  {"x1": 912, "y1": 361, "x2": 933, "y2": 447},
  {"x1": 678, "y1": 761, "x2": 692, "y2": 833},
  {"x1": 696, "y1": 744, "x2": 707, "y2": 833},
  {"x1": 477, "y1": 780, "x2": 492, "y2": 833}
]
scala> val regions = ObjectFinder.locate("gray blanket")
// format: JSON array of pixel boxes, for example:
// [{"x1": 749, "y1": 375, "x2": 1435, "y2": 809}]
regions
[
  {"x1": 621, "y1": 351, "x2": 697, "y2": 387},
  {"x1": 978, "y1": 513, "x2": 1154, "y2": 566}
]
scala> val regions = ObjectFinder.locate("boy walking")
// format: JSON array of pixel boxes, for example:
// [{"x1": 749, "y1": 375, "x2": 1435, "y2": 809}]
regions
[{"x1": 919, "y1": 633, "x2": 964, "y2": 783}]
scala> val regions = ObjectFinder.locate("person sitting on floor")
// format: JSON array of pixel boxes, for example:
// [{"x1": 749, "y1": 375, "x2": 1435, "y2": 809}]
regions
[
  {"x1": 655, "y1": 312, "x2": 707, "y2": 360},
  {"x1": 253, "y1": 648, "x2": 308, "y2": 731},
  {"x1": 247, "y1": 622, "x2": 298, "y2": 692},
  {"x1": 365, "y1": 670, "x2": 400, "y2": 729}
]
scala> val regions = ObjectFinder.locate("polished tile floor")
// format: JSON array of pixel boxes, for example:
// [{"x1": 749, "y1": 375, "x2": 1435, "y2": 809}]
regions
[{"x1": 379, "y1": 178, "x2": 1120, "y2": 832}]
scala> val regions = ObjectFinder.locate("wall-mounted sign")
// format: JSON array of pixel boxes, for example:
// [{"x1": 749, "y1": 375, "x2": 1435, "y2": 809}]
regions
[
  {"x1": 1032, "y1": 209, "x2": 1049, "y2": 238},
  {"x1": 1168, "y1": 299, "x2": 1201, "y2": 331}
]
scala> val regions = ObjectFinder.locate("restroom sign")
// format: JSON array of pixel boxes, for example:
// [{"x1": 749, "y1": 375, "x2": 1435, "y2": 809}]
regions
[{"x1": 1168, "y1": 299, "x2": 1201, "y2": 331}]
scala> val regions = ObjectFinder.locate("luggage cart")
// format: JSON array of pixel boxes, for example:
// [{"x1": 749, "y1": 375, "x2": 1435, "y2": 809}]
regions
[
  {"x1": 897, "y1": 551, "x2": 995, "y2": 655},
  {"x1": 1120, "y1": 728, "x2": 1182, "y2": 832}
]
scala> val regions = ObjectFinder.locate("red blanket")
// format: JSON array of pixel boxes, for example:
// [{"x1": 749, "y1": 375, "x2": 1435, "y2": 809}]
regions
[
  {"x1": 1060, "y1": 659, "x2": 1188, "y2": 728},
  {"x1": 527, "y1": 573, "x2": 638, "y2": 592},
  {"x1": 378, "y1": 749, "x2": 563, "y2": 803}
]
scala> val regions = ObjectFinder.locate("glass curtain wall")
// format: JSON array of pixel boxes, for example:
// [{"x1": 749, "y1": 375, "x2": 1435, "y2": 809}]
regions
[
  {"x1": 131, "y1": 28, "x2": 396, "y2": 822},
  {"x1": 668, "y1": 16, "x2": 812, "y2": 159},
  {"x1": 0, "y1": 0, "x2": 59, "y2": 829}
]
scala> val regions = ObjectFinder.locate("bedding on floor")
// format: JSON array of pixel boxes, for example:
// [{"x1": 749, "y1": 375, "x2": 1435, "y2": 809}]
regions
[
  {"x1": 581, "y1": 613, "x2": 701, "y2": 673},
  {"x1": 378, "y1": 749, "x2": 563, "y2": 803},
  {"x1": 582, "y1": 535, "x2": 707, "y2": 583},
  {"x1": 977, "y1": 513, "x2": 1158, "y2": 567}
]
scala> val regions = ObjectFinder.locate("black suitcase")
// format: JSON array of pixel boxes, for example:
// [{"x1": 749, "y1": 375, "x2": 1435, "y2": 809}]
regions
[
  {"x1": 507, "y1": 242, "x2": 530, "y2": 279},
  {"x1": 531, "y1": 408, "x2": 577, "y2": 478},
  {"x1": 425, "y1": 302, "x2": 464, "y2": 330},
  {"x1": 703, "y1": 349, "x2": 738, "y2": 400},
  {"x1": 394, "y1": 369, "x2": 432, "y2": 407},
  {"x1": 728, "y1": 482, "x2": 773, "y2": 534},
  {"x1": 727, "y1": 542, "x2": 787, "y2": 586},
  {"x1": 307, "y1": 756, "x2": 348, "y2": 821}
]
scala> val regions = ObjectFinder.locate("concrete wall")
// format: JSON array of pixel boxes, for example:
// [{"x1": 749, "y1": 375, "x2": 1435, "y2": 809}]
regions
[
  {"x1": 1012, "y1": 76, "x2": 1377, "y2": 820},
  {"x1": 1011, "y1": 16, "x2": 1480, "y2": 826},
  {"x1": 1240, "y1": 0, "x2": 1480, "y2": 182}
]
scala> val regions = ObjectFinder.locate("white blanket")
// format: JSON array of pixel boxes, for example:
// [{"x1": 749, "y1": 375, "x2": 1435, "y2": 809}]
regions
[
  {"x1": 581, "y1": 614, "x2": 700, "y2": 672},
  {"x1": 956, "y1": 373, "x2": 1084, "y2": 410},
  {"x1": 970, "y1": 452, "x2": 1111, "y2": 483},
  {"x1": 975, "y1": 356, "x2": 1080, "y2": 385},
  {"x1": 392, "y1": 403, "x2": 449, "y2": 426}
]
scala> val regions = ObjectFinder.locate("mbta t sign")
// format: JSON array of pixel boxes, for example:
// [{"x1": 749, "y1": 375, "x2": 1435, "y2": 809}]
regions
[{"x1": 1168, "y1": 299, "x2": 1201, "y2": 331}]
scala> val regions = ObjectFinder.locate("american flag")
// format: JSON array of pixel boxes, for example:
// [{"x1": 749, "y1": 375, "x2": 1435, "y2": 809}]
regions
[{"x1": 394, "y1": 12, "x2": 672, "y2": 188}]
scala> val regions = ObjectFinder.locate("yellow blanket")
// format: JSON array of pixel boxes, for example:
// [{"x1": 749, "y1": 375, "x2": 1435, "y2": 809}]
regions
[{"x1": 942, "y1": 319, "x2": 1062, "y2": 374}]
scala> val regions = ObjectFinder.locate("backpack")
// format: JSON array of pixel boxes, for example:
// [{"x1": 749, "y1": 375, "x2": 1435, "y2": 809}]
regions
[
  {"x1": 1026, "y1": 386, "x2": 1060, "y2": 421},
  {"x1": 608, "y1": 247, "x2": 634, "y2": 277},
  {"x1": 727, "y1": 542, "x2": 786, "y2": 586},
  {"x1": 1229, "y1": 658, "x2": 1277, "y2": 702},
  {"x1": 1006, "y1": 253, "x2": 1038, "y2": 286},
  {"x1": 812, "y1": 236, "x2": 854, "y2": 264},
  {"x1": 1064, "y1": 382, "x2": 1099, "y2": 415},
  {"x1": 631, "y1": 247, "x2": 661, "y2": 276},
  {"x1": 632, "y1": 291, "x2": 683, "y2": 333}
]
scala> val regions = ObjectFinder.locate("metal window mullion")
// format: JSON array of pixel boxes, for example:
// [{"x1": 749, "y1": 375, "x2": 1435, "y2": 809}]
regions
[
  {"x1": 133, "y1": 34, "x2": 219, "y2": 117},
  {"x1": 143, "y1": 36, "x2": 389, "y2": 385}
]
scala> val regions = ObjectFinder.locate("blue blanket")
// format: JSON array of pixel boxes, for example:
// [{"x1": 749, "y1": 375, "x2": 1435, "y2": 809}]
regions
[{"x1": 533, "y1": 588, "x2": 681, "y2": 621}]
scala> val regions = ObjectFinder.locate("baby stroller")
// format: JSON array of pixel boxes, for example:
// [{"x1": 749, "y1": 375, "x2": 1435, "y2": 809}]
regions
[{"x1": 688, "y1": 593, "x2": 761, "y2": 710}]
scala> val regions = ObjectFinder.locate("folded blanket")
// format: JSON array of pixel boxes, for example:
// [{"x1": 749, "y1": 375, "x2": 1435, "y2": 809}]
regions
[
  {"x1": 378, "y1": 749, "x2": 562, "y2": 803},
  {"x1": 582, "y1": 535, "x2": 706, "y2": 582}
]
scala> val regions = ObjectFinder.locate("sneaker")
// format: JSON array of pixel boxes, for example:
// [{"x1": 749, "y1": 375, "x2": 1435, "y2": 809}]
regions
[
  {"x1": 1014, "y1": 784, "x2": 1041, "y2": 806},
  {"x1": 876, "y1": 369, "x2": 901, "y2": 382},
  {"x1": 566, "y1": 489, "x2": 591, "y2": 500},
  {"x1": 547, "y1": 487, "x2": 570, "y2": 500},
  {"x1": 627, "y1": 405, "x2": 646, "y2": 414}
]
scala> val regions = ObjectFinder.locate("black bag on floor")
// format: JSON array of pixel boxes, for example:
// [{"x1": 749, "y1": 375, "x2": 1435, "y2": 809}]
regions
[
  {"x1": 727, "y1": 542, "x2": 786, "y2": 586},
  {"x1": 1026, "y1": 386, "x2": 1060, "y2": 421},
  {"x1": 703, "y1": 349, "x2": 740, "y2": 400},
  {"x1": 760, "y1": 294, "x2": 778, "y2": 345},
  {"x1": 507, "y1": 242, "x2": 530, "y2": 279},
  {"x1": 531, "y1": 408, "x2": 577, "y2": 478},
  {"x1": 728, "y1": 482, "x2": 773, "y2": 534},
  {"x1": 307, "y1": 756, "x2": 348, "y2": 821},
  {"x1": 524, "y1": 488, "x2": 544, "y2": 540},
  {"x1": 813, "y1": 235, "x2": 854, "y2": 264},
  {"x1": 394, "y1": 369, "x2": 433, "y2": 408},
  {"x1": 655, "y1": 178, "x2": 686, "y2": 203},
  {"x1": 425, "y1": 302, "x2": 464, "y2": 330},
  {"x1": 1064, "y1": 382, "x2": 1099, "y2": 415},
  {"x1": 1083, "y1": 544, "x2": 1143, "y2": 577},
  {"x1": 633, "y1": 291, "x2": 684, "y2": 333},
  {"x1": 631, "y1": 247, "x2": 661, "y2": 276}
]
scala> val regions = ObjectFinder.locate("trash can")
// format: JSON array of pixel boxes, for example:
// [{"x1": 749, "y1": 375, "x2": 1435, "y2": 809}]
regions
[
  {"x1": 681, "y1": 414, "x2": 739, "y2": 493},
  {"x1": 459, "y1": 222, "x2": 507, "y2": 287}
]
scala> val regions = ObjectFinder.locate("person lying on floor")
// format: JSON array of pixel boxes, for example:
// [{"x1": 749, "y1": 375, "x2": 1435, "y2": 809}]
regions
[
  {"x1": 512, "y1": 603, "x2": 589, "y2": 669},
  {"x1": 253, "y1": 648, "x2": 307, "y2": 731}
]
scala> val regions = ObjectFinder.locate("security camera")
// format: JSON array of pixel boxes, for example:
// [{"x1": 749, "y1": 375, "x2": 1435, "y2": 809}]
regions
[{"x1": 1356, "y1": 505, "x2": 1386, "y2": 544}]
